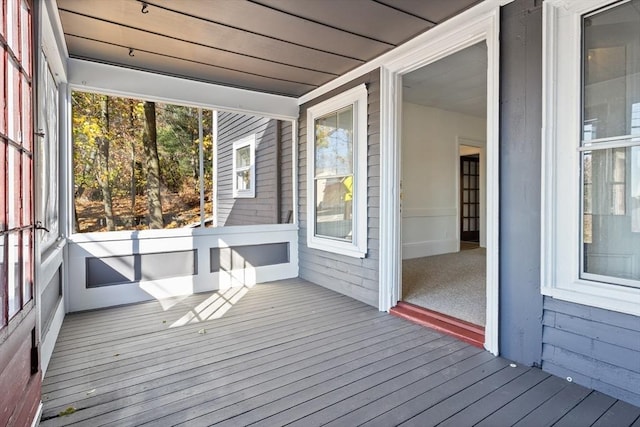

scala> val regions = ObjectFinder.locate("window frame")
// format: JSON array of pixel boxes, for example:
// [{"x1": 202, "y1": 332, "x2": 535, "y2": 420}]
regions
[
  {"x1": 1, "y1": 0, "x2": 35, "y2": 330},
  {"x1": 232, "y1": 134, "x2": 256, "y2": 199},
  {"x1": 542, "y1": 0, "x2": 640, "y2": 316},
  {"x1": 306, "y1": 84, "x2": 368, "y2": 258}
]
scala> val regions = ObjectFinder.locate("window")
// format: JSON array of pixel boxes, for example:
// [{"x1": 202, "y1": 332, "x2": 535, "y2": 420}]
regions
[
  {"x1": 542, "y1": 0, "x2": 640, "y2": 315},
  {"x1": 37, "y1": 58, "x2": 60, "y2": 251},
  {"x1": 71, "y1": 92, "x2": 213, "y2": 232},
  {"x1": 1, "y1": 0, "x2": 34, "y2": 327},
  {"x1": 306, "y1": 84, "x2": 367, "y2": 258},
  {"x1": 232, "y1": 135, "x2": 256, "y2": 198}
]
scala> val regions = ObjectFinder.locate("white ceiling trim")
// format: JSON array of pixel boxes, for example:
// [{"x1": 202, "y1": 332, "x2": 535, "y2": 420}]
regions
[
  {"x1": 298, "y1": 0, "x2": 515, "y2": 106},
  {"x1": 67, "y1": 58, "x2": 299, "y2": 120}
]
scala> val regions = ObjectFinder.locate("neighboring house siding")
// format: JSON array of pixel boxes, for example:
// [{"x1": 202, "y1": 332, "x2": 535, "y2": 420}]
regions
[
  {"x1": 498, "y1": 0, "x2": 544, "y2": 366},
  {"x1": 542, "y1": 298, "x2": 640, "y2": 406},
  {"x1": 298, "y1": 71, "x2": 380, "y2": 307},
  {"x1": 217, "y1": 112, "x2": 280, "y2": 226}
]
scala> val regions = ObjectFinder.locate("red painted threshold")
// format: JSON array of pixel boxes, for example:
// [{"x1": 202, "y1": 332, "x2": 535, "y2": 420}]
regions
[{"x1": 390, "y1": 301, "x2": 485, "y2": 349}]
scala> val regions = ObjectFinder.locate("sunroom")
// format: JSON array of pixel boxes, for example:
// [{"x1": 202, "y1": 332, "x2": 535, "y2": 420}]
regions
[{"x1": 2, "y1": 0, "x2": 640, "y2": 425}]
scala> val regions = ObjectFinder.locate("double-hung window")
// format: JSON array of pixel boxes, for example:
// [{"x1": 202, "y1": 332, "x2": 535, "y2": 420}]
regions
[
  {"x1": 543, "y1": 0, "x2": 640, "y2": 315},
  {"x1": 232, "y1": 134, "x2": 256, "y2": 198},
  {"x1": 306, "y1": 84, "x2": 367, "y2": 258}
]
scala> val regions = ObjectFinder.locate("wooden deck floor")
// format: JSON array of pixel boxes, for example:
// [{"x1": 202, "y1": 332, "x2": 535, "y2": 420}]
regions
[{"x1": 41, "y1": 279, "x2": 640, "y2": 426}]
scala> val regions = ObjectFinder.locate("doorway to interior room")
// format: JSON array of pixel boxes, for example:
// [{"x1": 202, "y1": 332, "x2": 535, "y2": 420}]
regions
[{"x1": 397, "y1": 42, "x2": 488, "y2": 345}]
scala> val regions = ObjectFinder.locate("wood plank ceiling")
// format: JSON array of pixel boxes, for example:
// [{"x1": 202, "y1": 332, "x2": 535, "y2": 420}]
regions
[{"x1": 56, "y1": 0, "x2": 481, "y2": 98}]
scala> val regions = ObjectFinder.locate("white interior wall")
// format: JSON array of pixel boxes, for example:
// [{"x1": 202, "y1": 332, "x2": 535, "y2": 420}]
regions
[{"x1": 402, "y1": 102, "x2": 486, "y2": 259}]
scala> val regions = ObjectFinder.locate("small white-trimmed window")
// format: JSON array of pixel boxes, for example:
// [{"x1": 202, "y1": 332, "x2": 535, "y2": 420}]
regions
[
  {"x1": 543, "y1": 0, "x2": 640, "y2": 315},
  {"x1": 306, "y1": 84, "x2": 368, "y2": 258},
  {"x1": 232, "y1": 134, "x2": 256, "y2": 198}
]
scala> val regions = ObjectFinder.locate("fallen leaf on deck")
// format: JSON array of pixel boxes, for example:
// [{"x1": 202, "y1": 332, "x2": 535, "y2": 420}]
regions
[{"x1": 59, "y1": 407, "x2": 76, "y2": 417}]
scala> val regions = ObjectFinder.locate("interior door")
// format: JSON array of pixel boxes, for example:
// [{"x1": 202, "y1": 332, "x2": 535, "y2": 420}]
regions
[
  {"x1": 460, "y1": 155, "x2": 480, "y2": 242},
  {"x1": 0, "y1": 1, "x2": 41, "y2": 426}
]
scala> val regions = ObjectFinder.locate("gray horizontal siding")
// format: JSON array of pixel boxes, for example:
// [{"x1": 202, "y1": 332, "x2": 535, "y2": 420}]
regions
[
  {"x1": 279, "y1": 121, "x2": 294, "y2": 224},
  {"x1": 217, "y1": 112, "x2": 279, "y2": 226},
  {"x1": 542, "y1": 297, "x2": 640, "y2": 406},
  {"x1": 298, "y1": 70, "x2": 380, "y2": 307}
]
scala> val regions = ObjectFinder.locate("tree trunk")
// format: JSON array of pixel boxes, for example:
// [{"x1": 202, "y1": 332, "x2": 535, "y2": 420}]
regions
[
  {"x1": 96, "y1": 95, "x2": 115, "y2": 231},
  {"x1": 143, "y1": 101, "x2": 163, "y2": 229}
]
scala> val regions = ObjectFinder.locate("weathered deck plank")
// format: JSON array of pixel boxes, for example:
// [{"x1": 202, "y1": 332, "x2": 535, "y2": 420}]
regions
[{"x1": 41, "y1": 279, "x2": 640, "y2": 426}]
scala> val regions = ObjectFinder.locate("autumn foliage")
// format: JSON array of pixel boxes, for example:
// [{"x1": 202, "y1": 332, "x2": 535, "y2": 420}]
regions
[{"x1": 72, "y1": 92, "x2": 213, "y2": 232}]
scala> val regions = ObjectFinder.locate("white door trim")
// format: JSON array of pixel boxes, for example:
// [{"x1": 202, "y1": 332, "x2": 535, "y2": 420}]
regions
[{"x1": 379, "y1": 7, "x2": 501, "y2": 356}]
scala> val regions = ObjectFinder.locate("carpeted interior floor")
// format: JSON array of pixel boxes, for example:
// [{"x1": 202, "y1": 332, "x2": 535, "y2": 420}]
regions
[{"x1": 402, "y1": 247, "x2": 486, "y2": 326}]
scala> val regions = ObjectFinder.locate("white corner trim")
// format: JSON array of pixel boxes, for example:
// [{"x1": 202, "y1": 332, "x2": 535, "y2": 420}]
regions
[
  {"x1": 378, "y1": 6, "x2": 501, "y2": 356},
  {"x1": 379, "y1": 66, "x2": 402, "y2": 312}
]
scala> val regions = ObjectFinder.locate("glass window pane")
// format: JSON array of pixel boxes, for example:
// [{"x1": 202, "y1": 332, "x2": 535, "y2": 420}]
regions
[
  {"x1": 21, "y1": 76, "x2": 31, "y2": 150},
  {"x1": 8, "y1": 231, "x2": 20, "y2": 319},
  {"x1": 315, "y1": 177, "x2": 352, "y2": 241},
  {"x1": 20, "y1": 0, "x2": 30, "y2": 73},
  {"x1": 582, "y1": 148, "x2": 640, "y2": 281},
  {"x1": 583, "y1": 1, "x2": 640, "y2": 140},
  {"x1": 315, "y1": 107, "x2": 353, "y2": 177},
  {"x1": 8, "y1": 59, "x2": 20, "y2": 143},
  {"x1": 8, "y1": 147, "x2": 20, "y2": 229},
  {"x1": 0, "y1": 58, "x2": 5, "y2": 135},
  {"x1": 236, "y1": 146, "x2": 251, "y2": 168},
  {"x1": 22, "y1": 229, "x2": 32, "y2": 304},
  {"x1": 7, "y1": 0, "x2": 18, "y2": 54},
  {"x1": 0, "y1": 235, "x2": 4, "y2": 327},
  {"x1": 0, "y1": 0, "x2": 5, "y2": 39},
  {"x1": 235, "y1": 169, "x2": 251, "y2": 191},
  {"x1": 41, "y1": 67, "x2": 60, "y2": 245},
  {"x1": 22, "y1": 152, "x2": 31, "y2": 226},
  {"x1": 0, "y1": 144, "x2": 5, "y2": 232},
  {"x1": 633, "y1": 146, "x2": 640, "y2": 233}
]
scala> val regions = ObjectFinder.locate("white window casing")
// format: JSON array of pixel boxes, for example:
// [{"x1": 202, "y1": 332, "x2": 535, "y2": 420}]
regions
[
  {"x1": 542, "y1": 0, "x2": 640, "y2": 315},
  {"x1": 232, "y1": 134, "x2": 256, "y2": 198},
  {"x1": 306, "y1": 84, "x2": 368, "y2": 258}
]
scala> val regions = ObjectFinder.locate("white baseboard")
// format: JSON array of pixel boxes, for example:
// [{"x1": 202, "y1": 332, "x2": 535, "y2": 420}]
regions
[
  {"x1": 31, "y1": 402, "x2": 43, "y2": 427},
  {"x1": 402, "y1": 239, "x2": 458, "y2": 260},
  {"x1": 40, "y1": 300, "x2": 66, "y2": 376}
]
